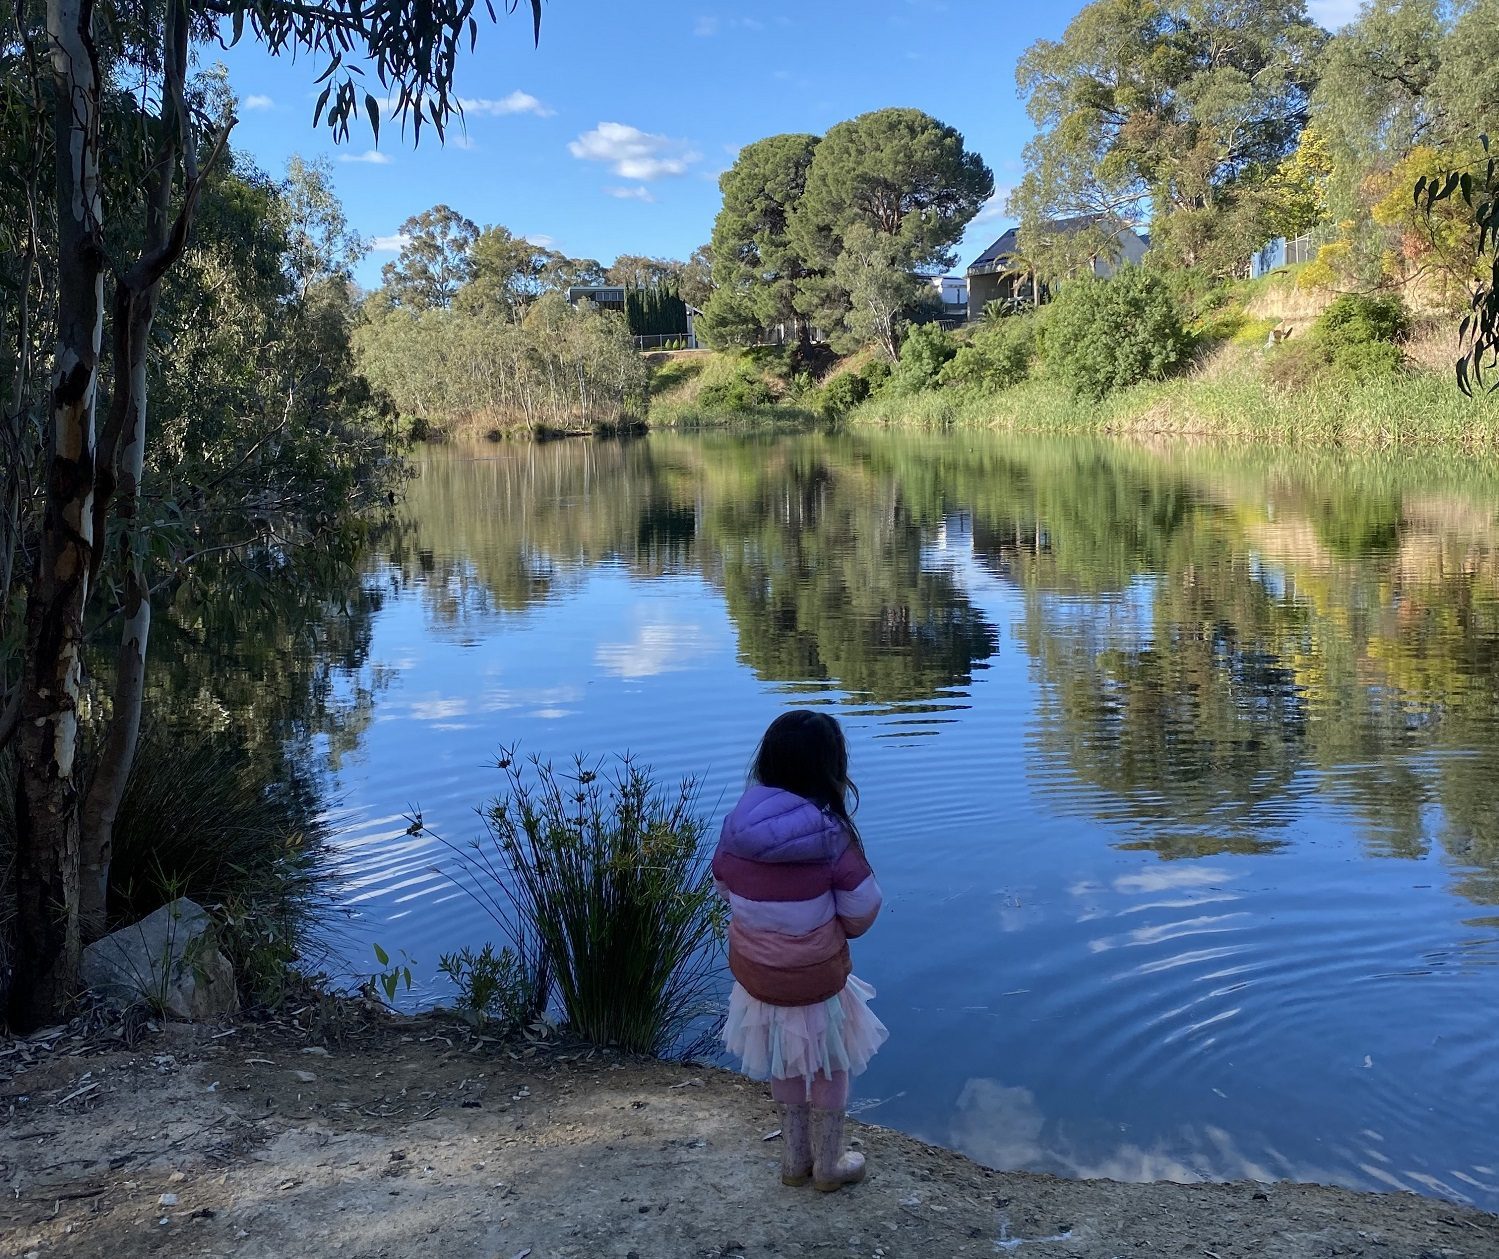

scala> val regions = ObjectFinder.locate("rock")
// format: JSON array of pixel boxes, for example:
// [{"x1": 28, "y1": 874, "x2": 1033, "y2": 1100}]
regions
[{"x1": 81, "y1": 898, "x2": 239, "y2": 1021}]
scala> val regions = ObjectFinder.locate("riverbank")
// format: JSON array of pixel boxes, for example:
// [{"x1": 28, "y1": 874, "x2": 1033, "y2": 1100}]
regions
[
  {"x1": 4, "y1": 1014, "x2": 1495, "y2": 1259},
  {"x1": 846, "y1": 362, "x2": 1499, "y2": 448}
]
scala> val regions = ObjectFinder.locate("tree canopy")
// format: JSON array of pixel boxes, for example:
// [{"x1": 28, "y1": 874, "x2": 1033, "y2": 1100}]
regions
[{"x1": 1012, "y1": 0, "x2": 1324, "y2": 274}]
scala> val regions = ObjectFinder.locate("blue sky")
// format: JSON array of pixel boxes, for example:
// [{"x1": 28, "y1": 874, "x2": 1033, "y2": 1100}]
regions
[{"x1": 215, "y1": 0, "x2": 1362, "y2": 287}]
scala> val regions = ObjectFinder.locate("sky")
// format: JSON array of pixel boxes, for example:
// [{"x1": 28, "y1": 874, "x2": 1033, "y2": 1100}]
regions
[{"x1": 215, "y1": 0, "x2": 1365, "y2": 288}]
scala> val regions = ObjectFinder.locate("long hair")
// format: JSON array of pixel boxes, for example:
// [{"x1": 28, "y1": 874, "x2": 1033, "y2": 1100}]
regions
[{"x1": 750, "y1": 709, "x2": 862, "y2": 849}]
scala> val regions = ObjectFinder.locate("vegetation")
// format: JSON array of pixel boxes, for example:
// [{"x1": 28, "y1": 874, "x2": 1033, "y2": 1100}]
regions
[
  {"x1": 356, "y1": 292, "x2": 648, "y2": 439},
  {"x1": 701, "y1": 108, "x2": 991, "y2": 356},
  {"x1": 1044, "y1": 270, "x2": 1191, "y2": 400},
  {"x1": 424, "y1": 754, "x2": 723, "y2": 1055}
]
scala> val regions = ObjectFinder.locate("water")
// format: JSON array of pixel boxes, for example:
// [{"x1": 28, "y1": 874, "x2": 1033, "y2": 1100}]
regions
[{"x1": 311, "y1": 431, "x2": 1499, "y2": 1209}]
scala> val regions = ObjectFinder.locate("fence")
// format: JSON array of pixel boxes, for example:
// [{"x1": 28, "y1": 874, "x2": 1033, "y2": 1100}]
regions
[
  {"x1": 1249, "y1": 229, "x2": 1330, "y2": 279},
  {"x1": 633, "y1": 332, "x2": 699, "y2": 351}
]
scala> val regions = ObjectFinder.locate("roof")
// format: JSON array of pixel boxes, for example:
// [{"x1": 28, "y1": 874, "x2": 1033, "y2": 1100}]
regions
[{"x1": 966, "y1": 214, "x2": 1130, "y2": 275}]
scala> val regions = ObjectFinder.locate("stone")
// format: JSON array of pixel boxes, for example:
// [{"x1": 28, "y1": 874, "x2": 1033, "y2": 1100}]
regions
[{"x1": 81, "y1": 898, "x2": 239, "y2": 1021}]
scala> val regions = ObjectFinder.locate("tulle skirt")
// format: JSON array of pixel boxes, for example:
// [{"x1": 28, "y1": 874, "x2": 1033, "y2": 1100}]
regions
[{"x1": 722, "y1": 975, "x2": 889, "y2": 1084}]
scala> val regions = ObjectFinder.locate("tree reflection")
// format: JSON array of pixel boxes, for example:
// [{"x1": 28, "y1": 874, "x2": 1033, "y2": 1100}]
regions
[{"x1": 371, "y1": 432, "x2": 1499, "y2": 907}]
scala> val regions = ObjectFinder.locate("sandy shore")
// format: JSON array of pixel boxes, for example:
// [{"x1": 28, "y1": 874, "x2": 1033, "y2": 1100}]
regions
[{"x1": 3, "y1": 1014, "x2": 1495, "y2": 1259}]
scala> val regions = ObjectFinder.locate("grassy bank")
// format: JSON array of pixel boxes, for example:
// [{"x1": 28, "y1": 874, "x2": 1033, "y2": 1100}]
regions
[
  {"x1": 645, "y1": 346, "x2": 822, "y2": 428},
  {"x1": 848, "y1": 358, "x2": 1499, "y2": 448}
]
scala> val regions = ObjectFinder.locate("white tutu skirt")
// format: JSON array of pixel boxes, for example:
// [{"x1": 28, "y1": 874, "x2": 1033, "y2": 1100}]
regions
[{"x1": 723, "y1": 975, "x2": 889, "y2": 1083}]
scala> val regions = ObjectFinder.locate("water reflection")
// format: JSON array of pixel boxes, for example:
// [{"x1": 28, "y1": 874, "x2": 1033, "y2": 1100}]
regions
[{"x1": 328, "y1": 432, "x2": 1499, "y2": 1210}]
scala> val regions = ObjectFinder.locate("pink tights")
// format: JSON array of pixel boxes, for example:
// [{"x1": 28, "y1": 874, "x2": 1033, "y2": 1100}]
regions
[{"x1": 770, "y1": 1070, "x2": 849, "y2": 1110}]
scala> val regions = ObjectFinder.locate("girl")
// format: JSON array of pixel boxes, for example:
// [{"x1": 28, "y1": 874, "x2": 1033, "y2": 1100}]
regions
[{"x1": 713, "y1": 710, "x2": 887, "y2": 1192}]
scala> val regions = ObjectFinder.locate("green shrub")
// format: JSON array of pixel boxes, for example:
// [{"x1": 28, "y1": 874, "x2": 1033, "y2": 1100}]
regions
[
  {"x1": 1331, "y1": 339, "x2": 1405, "y2": 382},
  {"x1": 889, "y1": 323, "x2": 957, "y2": 395},
  {"x1": 104, "y1": 725, "x2": 337, "y2": 1008},
  {"x1": 1319, "y1": 293, "x2": 1410, "y2": 350},
  {"x1": 1264, "y1": 338, "x2": 1331, "y2": 393},
  {"x1": 819, "y1": 372, "x2": 872, "y2": 418},
  {"x1": 1045, "y1": 268, "x2": 1190, "y2": 400},
  {"x1": 859, "y1": 357, "x2": 893, "y2": 393},
  {"x1": 696, "y1": 369, "x2": 775, "y2": 412},
  {"x1": 430, "y1": 751, "x2": 725, "y2": 1055},
  {"x1": 438, "y1": 942, "x2": 549, "y2": 1030},
  {"x1": 939, "y1": 314, "x2": 1039, "y2": 392}
]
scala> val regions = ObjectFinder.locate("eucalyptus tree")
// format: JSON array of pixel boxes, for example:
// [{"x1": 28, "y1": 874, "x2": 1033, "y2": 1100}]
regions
[
  {"x1": 1013, "y1": 0, "x2": 1325, "y2": 275},
  {"x1": 3, "y1": 0, "x2": 543, "y2": 1029}
]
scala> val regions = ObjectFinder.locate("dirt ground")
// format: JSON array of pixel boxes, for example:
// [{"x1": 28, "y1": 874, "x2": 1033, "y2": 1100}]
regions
[{"x1": 3, "y1": 1014, "x2": 1496, "y2": 1259}]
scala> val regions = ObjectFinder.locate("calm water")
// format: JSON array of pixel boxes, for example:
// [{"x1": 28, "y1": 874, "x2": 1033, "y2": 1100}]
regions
[{"x1": 314, "y1": 431, "x2": 1499, "y2": 1208}]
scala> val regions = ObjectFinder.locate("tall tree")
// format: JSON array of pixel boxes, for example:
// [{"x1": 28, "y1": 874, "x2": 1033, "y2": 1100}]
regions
[
  {"x1": 605, "y1": 254, "x2": 685, "y2": 289},
  {"x1": 702, "y1": 133, "x2": 821, "y2": 345},
  {"x1": 1013, "y1": 0, "x2": 1324, "y2": 274},
  {"x1": 4, "y1": 0, "x2": 544, "y2": 1030},
  {"x1": 791, "y1": 109, "x2": 993, "y2": 274},
  {"x1": 380, "y1": 205, "x2": 479, "y2": 310}
]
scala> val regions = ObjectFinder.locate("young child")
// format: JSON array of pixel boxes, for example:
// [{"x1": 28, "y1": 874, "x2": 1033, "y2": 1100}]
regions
[{"x1": 713, "y1": 709, "x2": 887, "y2": 1192}]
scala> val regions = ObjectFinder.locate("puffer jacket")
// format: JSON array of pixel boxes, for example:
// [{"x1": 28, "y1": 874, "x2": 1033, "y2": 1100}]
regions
[{"x1": 711, "y1": 785, "x2": 882, "y2": 1006}]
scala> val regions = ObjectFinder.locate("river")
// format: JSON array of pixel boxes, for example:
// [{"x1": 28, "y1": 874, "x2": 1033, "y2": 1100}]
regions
[{"x1": 310, "y1": 430, "x2": 1499, "y2": 1209}]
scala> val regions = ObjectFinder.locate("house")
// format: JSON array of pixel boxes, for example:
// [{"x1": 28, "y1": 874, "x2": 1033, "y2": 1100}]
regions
[
  {"x1": 565, "y1": 284, "x2": 628, "y2": 314},
  {"x1": 924, "y1": 275, "x2": 969, "y2": 318},
  {"x1": 966, "y1": 216, "x2": 1149, "y2": 314}
]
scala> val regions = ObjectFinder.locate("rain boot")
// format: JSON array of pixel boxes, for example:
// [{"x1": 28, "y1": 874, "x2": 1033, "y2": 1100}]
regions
[
  {"x1": 811, "y1": 1107, "x2": 866, "y2": 1192},
  {"x1": 780, "y1": 1103, "x2": 813, "y2": 1186}
]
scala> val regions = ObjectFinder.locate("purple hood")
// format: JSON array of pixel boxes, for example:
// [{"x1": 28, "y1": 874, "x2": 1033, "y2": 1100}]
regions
[{"x1": 718, "y1": 785, "x2": 849, "y2": 865}]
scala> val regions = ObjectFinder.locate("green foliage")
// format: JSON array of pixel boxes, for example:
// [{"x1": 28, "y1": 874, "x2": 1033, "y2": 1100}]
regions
[
  {"x1": 1045, "y1": 268, "x2": 1190, "y2": 400},
  {"x1": 939, "y1": 314, "x2": 1040, "y2": 393},
  {"x1": 859, "y1": 357, "x2": 893, "y2": 393},
  {"x1": 436, "y1": 753, "x2": 724, "y2": 1056},
  {"x1": 1013, "y1": 0, "x2": 1324, "y2": 278},
  {"x1": 379, "y1": 204, "x2": 479, "y2": 310},
  {"x1": 1415, "y1": 137, "x2": 1499, "y2": 393},
  {"x1": 370, "y1": 944, "x2": 415, "y2": 1005},
  {"x1": 791, "y1": 108, "x2": 994, "y2": 274},
  {"x1": 625, "y1": 285, "x2": 690, "y2": 337},
  {"x1": 705, "y1": 133, "x2": 821, "y2": 345},
  {"x1": 890, "y1": 323, "x2": 957, "y2": 395},
  {"x1": 1321, "y1": 293, "x2": 1411, "y2": 348},
  {"x1": 355, "y1": 291, "x2": 648, "y2": 436},
  {"x1": 697, "y1": 369, "x2": 776, "y2": 412},
  {"x1": 437, "y1": 942, "x2": 548, "y2": 1030},
  {"x1": 98, "y1": 725, "x2": 337, "y2": 1008},
  {"x1": 818, "y1": 371, "x2": 872, "y2": 418}
]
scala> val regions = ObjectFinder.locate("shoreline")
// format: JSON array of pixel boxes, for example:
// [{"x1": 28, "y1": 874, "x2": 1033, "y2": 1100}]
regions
[{"x1": 4, "y1": 1012, "x2": 1495, "y2": 1258}]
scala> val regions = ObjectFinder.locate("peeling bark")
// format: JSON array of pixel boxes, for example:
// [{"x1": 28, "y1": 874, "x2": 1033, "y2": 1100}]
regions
[{"x1": 11, "y1": 0, "x2": 103, "y2": 1031}]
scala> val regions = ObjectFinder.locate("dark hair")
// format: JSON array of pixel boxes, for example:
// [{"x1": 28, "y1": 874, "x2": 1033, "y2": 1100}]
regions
[{"x1": 750, "y1": 709, "x2": 861, "y2": 848}]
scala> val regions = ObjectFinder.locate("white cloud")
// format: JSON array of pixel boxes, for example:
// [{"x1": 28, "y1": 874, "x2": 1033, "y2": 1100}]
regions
[
  {"x1": 371, "y1": 234, "x2": 411, "y2": 253},
  {"x1": 338, "y1": 150, "x2": 392, "y2": 165},
  {"x1": 973, "y1": 188, "x2": 1016, "y2": 224},
  {"x1": 568, "y1": 121, "x2": 700, "y2": 181},
  {"x1": 595, "y1": 623, "x2": 707, "y2": 679},
  {"x1": 448, "y1": 133, "x2": 478, "y2": 150},
  {"x1": 460, "y1": 90, "x2": 555, "y2": 118},
  {"x1": 524, "y1": 233, "x2": 557, "y2": 248},
  {"x1": 694, "y1": 15, "x2": 764, "y2": 36},
  {"x1": 243, "y1": 94, "x2": 274, "y2": 111},
  {"x1": 605, "y1": 185, "x2": 656, "y2": 203},
  {"x1": 1307, "y1": 0, "x2": 1363, "y2": 29}
]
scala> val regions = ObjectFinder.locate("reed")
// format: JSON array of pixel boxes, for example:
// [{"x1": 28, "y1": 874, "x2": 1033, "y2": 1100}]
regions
[
  {"x1": 849, "y1": 366, "x2": 1499, "y2": 449},
  {"x1": 432, "y1": 752, "x2": 725, "y2": 1055}
]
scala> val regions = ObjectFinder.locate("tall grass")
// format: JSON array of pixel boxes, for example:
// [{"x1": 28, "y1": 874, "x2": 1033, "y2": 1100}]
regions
[
  {"x1": 0, "y1": 725, "x2": 338, "y2": 1010},
  {"x1": 431, "y1": 752, "x2": 725, "y2": 1055},
  {"x1": 849, "y1": 362, "x2": 1499, "y2": 448}
]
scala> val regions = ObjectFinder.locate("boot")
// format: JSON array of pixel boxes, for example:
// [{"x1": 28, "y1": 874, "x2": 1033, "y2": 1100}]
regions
[
  {"x1": 779, "y1": 1103, "x2": 813, "y2": 1186},
  {"x1": 810, "y1": 1107, "x2": 866, "y2": 1192}
]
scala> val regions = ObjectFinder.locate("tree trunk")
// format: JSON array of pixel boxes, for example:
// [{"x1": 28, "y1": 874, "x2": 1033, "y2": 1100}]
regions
[
  {"x1": 79, "y1": 281, "x2": 156, "y2": 939},
  {"x1": 79, "y1": 0, "x2": 219, "y2": 940},
  {"x1": 10, "y1": 0, "x2": 104, "y2": 1031}
]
